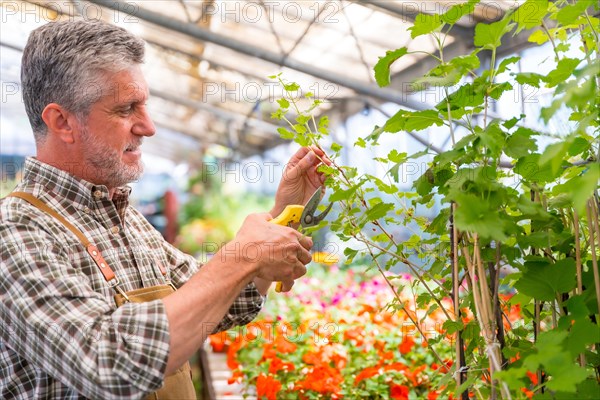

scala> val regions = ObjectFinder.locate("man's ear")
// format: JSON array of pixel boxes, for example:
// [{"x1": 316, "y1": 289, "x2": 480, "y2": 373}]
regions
[{"x1": 41, "y1": 103, "x2": 78, "y2": 144}]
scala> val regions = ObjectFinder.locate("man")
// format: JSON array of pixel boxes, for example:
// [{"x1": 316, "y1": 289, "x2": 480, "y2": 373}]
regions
[{"x1": 0, "y1": 19, "x2": 327, "y2": 399}]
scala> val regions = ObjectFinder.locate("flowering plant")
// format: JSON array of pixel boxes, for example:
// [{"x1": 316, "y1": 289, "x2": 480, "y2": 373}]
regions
[{"x1": 210, "y1": 264, "x2": 483, "y2": 399}]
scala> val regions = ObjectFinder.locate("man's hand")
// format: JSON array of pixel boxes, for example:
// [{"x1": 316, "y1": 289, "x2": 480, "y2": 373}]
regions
[
  {"x1": 270, "y1": 146, "x2": 331, "y2": 217},
  {"x1": 226, "y1": 213, "x2": 313, "y2": 293}
]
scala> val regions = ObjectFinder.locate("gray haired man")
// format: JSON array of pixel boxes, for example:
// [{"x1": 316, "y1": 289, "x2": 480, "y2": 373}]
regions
[{"x1": 1, "y1": 19, "x2": 328, "y2": 399}]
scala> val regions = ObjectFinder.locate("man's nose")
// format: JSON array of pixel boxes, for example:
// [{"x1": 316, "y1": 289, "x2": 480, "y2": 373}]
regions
[{"x1": 132, "y1": 105, "x2": 156, "y2": 137}]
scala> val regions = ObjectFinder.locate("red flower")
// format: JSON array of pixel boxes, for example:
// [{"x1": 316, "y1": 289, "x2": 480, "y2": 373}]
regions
[
  {"x1": 256, "y1": 374, "x2": 282, "y2": 400},
  {"x1": 269, "y1": 357, "x2": 295, "y2": 374},
  {"x1": 355, "y1": 366, "x2": 380, "y2": 384},
  {"x1": 208, "y1": 332, "x2": 229, "y2": 353},
  {"x1": 274, "y1": 335, "x2": 297, "y2": 354},
  {"x1": 295, "y1": 364, "x2": 344, "y2": 396},
  {"x1": 399, "y1": 335, "x2": 415, "y2": 355},
  {"x1": 526, "y1": 370, "x2": 538, "y2": 385},
  {"x1": 428, "y1": 390, "x2": 440, "y2": 400},
  {"x1": 521, "y1": 387, "x2": 534, "y2": 399},
  {"x1": 390, "y1": 383, "x2": 410, "y2": 399}
]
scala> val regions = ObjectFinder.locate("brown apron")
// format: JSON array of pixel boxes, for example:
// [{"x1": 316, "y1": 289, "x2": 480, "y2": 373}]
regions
[{"x1": 8, "y1": 192, "x2": 197, "y2": 400}]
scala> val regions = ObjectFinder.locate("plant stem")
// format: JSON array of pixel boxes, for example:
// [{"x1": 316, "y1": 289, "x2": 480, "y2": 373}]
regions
[
  {"x1": 354, "y1": 230, "x2": 453, "y2": 321},
  {"x1": 586, "y1": 199, "x2": 600, "y2": 318},
  {"x1": 574, "y1": 209, "x2": 583, "y2": 295},
  {"x1": 451, "y1": 203, "x2": 469, "y2": 400},
  {"x1": 363, "y1": 239, "x2": 446, "y2": 366}
]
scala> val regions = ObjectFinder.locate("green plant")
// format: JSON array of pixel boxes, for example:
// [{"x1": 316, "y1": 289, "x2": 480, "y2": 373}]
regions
[{"x1": 269, "y1": 1, "x2": 599, "y2": 398}]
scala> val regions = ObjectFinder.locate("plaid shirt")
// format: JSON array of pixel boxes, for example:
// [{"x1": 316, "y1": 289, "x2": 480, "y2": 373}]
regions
[{"x1": 0, "y1": 158, "x2": 264, "y2": 399}]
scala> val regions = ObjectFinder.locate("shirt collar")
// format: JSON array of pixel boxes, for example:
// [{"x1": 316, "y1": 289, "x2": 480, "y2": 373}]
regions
[{"x1": 22, "y1": 157, "x2": 132, "y2": 211}]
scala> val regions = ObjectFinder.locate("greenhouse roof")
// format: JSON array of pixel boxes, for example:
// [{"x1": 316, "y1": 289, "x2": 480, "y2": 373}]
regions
[{"x1": 1, "y1": 0, "x2": 536, "y2": 161}]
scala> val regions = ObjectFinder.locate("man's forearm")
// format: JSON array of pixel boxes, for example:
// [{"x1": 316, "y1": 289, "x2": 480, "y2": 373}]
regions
[{"x1": 161, "y1": 242, "x2": 255, "y2": 374}]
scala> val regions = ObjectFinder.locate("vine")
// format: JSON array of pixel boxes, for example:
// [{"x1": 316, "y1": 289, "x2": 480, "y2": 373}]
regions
[{"x1": 270, "y1": 0, "x2": 599, "y2": 398}]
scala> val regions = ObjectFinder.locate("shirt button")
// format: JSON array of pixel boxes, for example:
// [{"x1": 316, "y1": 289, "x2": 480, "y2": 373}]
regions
[
  {"x1": 111, "y1": 226, "x2": 120, "y2": 234},
  {"x1": 93, "y1": 190, "x2": 104, "y2": 199},
  {"x1": 83, "y1": 207, "x2": 91, "y2": 214},
  {"x1": 130, "y1": 372, "x2": 139, "y2": 380}
]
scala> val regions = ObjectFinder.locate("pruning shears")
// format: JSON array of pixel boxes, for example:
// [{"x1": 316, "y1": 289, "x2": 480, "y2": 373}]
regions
[{"x1": 270, "y1": 188, "x2": 332, "y2": 292}]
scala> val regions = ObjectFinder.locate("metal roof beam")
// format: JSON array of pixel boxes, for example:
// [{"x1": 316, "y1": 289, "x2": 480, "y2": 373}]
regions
[
  {"x1": 88, "y1": 0, "x2": 429, "y2": 111},
  {"x1": 348, "y1": 0, "x2": 474, "y2": 38}
]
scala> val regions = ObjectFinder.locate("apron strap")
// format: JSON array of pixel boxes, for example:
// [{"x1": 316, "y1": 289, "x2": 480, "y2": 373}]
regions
[{"x1": 7, "y1": 191, "x2": 130, "y2": 301}]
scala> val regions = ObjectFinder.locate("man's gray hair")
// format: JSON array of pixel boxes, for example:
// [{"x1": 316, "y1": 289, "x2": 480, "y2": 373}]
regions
[{"x1": 21, "y1": 19, "x2": 145, "y2": 142}]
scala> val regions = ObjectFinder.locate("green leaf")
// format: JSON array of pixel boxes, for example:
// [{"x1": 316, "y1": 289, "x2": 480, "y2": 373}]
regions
[
  {"x1": 318, "y1": 116, "x2": 329, "y2": 134},
  {"x1": 552, "y1": 164, "x2": 600, "y2": 215},
  {"x1": 556, "y1": 0, "x2": 591, "y2": 25},
  {"x1": 514, "y1": 154, "x2": 556, "y2": 183},
  {"x1": 441, "y1": 0, "x2": 479, "y2": 24},
  {"x1": 374, "y1": 47, "x2": 408, "y2": 87},
  {"x1": 505, "y1": 127, "x2": 538, "y2": 158},
  {"x1": 545, "y1": 364, "x2": 590, "y2": 392},
  {"x1": 478, "y1": 122, "x2": 506, "y2": 155},
  {"x1": 514, "y1": 258, "x2": 577, "y2": 301},
  {"x1": 528, "y1": 29, "x2": 549, "y2": 45},
  {"x1": 514, "y1": 72, "x2": 544, "y2": 88},
  {"x1": 503, "y1": 114, "x2": 524, "y2": 129},
  {"x1": 354, "y1": 137, "x2": 366, "y2": 148},
  {"x1": 329, "y1": 184, "x2": 360, "y2": 202},
  {"x1": 283, "y1": 82, "x2": 300, "y2": 92},
  {"x1": 388, "y1": 150, "x2": 407, "y2": 163},
  {"x1": 343, "y1": 247, "x2": 358, "y2": 262},
  {"x1": 384, "y1": 109, "x2": 444, "y2": 133},
  {"x1": 442, "y1": 319, "x2": 464, "y2": 334},
  {"x1": 409, "y1": 13, "x2": 442, "y2": 39},
  {"x1": 512, "y1": 0, "x2": 548, "y2": 34},
  {"x1": 441, "y1": 83, "x2": 485, "y2": 109},
  {"x1": 543, "y1": 58, "x2": 581, "y2": 87},
  {"x1": 292, "y1": 124, "x2": 307, "y2": 134},
  {"x1": 412, "y1": 70, "x2": 462, "y2": 89},
  {"x1": 277, "y1": 127, "x2": 294, "y2": 139},
  {"x1": 539, "y1": 140, "x2": 569, "y2": 176},
  {"x1": 565, "y1": 318, "x2": 600, "y2": 357},
  {"x1": 497, "y1": 56, "x2": 520, "y2": 74},
  {"x1": 365, "y1": 202, "x2": 394, "y2": 221},
  {"x1": 296, "y1": 114, "x2": 310, "y2": 125},
  {"x1": 453, "y1": 193, "x2": 510, "y2": 241},
  {"x1": 474, "y1": 14, "x2": 515, "y2": 50},
  {"x1": 488, "y1": 82, "x2": 513, "y2": 100},
  {"x1": 331, "y1": 143, "x2": 342, "y2": 153},
  {"x1": 450, "y1": 53, "x2": 481, "y2": 71},
  {"x1": 276, "y1": 98, "x2": 289, "y2": 109}
]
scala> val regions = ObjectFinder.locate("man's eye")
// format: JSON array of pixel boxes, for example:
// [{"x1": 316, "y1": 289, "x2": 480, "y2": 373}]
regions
[{"x1": 118, "y1": 106, "x2": 133, "y2": 114}]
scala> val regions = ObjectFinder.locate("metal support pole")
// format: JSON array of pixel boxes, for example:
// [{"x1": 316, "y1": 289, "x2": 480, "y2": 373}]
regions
[{"x1": 88, "y1": 0, "x2": 429, "y2": 110}]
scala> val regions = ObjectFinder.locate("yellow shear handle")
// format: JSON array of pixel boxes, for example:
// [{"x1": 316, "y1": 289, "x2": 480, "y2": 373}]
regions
[{"x1": 269, "y1": 205, "x2": 305, "y2": 292}]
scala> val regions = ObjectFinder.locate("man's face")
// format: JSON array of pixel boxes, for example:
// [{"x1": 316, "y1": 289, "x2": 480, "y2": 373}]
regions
[{"x1": 77, "y1": 65, "x2": 155, "y2": 189}]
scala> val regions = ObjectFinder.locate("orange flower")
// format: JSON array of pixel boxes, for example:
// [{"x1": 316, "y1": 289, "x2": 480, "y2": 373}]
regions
[
  {"x1": 521, "y1": 387, "x2": 534, "y2": 399},
  {"x1": 269, "y1": 357, "x2": 295, "y2": 374},
  {"x1": 295, "y1": 364, "x2": 344, "y2": 396},
  {"x1": 302, "y1": 351, "x2": 321, "y2": 365},
  {"x1": 355, "y1": 366, "x2": 381, "y2": 384},
  {"x1": 404, "y1": 365, "x2": 427, "y2": 387},
  {"x1": 399, "y1": 335, "x2": 415, "y2": 355},
  {"x1": 390, "y1": 383, "x2": 410, "y2": 399},
  {"x1": 208, "y1": 332, "x2": 229, "y2": 353},
  {"x1": 428, "y1": 390, "x2": 440, "y2": 400},
  {"x1": 274, "y1": 335, "x2": 297, "y2": 354},
  {"x1": 343, "y1": 326, "x2": 364, "y2": 346},
  {"x1": 256, "y1": 374, "x2": 282, "y2": 400},
  {"x1": 383, "y1": 362, "x2": 408, "y2": 372},
  {"x1": 526, "y1": 371, "x2": 538, "y2": 385}
]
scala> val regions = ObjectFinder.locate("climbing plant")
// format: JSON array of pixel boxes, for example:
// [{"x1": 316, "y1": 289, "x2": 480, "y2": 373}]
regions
[{"x1": 271, "y1": 0, "x2": 599, "y2": 398}]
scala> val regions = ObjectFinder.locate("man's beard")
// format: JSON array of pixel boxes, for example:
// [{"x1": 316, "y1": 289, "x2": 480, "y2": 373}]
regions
[{"x1": 80, "y1": 127, "x2": 144, "y2": 188}]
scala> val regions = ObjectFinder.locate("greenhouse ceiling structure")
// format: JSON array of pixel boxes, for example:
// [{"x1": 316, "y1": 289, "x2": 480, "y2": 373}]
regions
[{"x1": 1, "y1": 0, "x2": 541, "y2": 161}]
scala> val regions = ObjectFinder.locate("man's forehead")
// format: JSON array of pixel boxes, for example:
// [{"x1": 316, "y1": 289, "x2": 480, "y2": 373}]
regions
[{"x1": 97, "y1": 68, "x2": 149, "y2": 103}]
